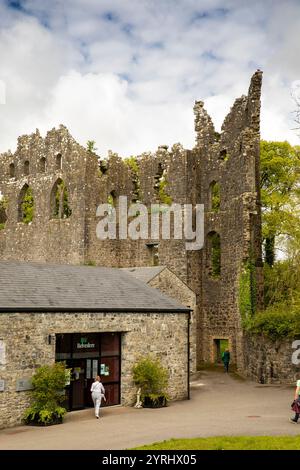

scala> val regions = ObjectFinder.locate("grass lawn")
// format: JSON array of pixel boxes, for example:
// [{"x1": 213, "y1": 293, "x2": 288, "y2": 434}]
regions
[{"x1": 134, "y1": 436, "x2": 300, "y2": 450}]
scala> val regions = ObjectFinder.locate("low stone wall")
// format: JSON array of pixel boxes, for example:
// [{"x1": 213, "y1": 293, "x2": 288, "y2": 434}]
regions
[
  {"x1": 0, "y1": 311, "x2": 189, "y2": 429},
  {"x1": 243, "y1": 333, "x2": 300, "y2": 384}
]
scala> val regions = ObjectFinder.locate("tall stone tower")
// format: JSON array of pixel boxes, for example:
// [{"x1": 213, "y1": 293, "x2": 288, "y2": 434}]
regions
[{"x1": 193, "y1": 70, "x2": 263, "y2": 369}]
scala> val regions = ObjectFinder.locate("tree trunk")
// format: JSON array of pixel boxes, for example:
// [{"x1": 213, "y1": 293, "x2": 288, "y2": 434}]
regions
[{"x1": 265, "y1": 236, "x2": 275, "y2": 267}]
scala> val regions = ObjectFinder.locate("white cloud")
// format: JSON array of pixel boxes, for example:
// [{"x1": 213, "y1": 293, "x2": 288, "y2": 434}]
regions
[
  {"x1": 0, "y1": 0, "x2": 299, "y2": 156},
  {"x1": 40, "y1": 70, "x2": 194, "y2": 156}
]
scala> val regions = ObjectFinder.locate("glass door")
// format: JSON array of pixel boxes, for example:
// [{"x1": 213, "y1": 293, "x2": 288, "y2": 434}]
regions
[
  {"x1": 100, "y1": 333, "x2": 121, "y2": 406},
  {"x1": 56, "y1": 332, "x2": 121, "y2": 409},
  {"x1": 85, "y1": 359, "x2": 98, "y2": 406},
  {"x1": 70, "y1": 359, "x2": 86, "y2": 410}
]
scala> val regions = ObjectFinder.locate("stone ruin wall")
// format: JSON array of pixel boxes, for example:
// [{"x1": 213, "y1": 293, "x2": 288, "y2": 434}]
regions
[{"x1": 0, "y1": 71, "x2": 263, "y2": 371}]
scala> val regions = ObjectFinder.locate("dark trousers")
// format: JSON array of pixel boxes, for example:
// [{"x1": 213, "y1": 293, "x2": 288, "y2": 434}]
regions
[
  {"x1": 294, "y1": 413, "x2": 299, "y2": 422},
  {"x1": 223, "y1": 362, "x2": 229, "y2": 372}
]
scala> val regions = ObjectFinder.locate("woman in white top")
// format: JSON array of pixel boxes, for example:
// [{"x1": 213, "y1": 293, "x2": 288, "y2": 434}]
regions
[{"x1": 90, "y1": 375, "x2": 106, "y2": 419}]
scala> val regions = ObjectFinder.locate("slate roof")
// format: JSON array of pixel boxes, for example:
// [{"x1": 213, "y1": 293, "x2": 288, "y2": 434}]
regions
[
  {"x1": 0, "y1": 262, "x2": 189, "y2": 313},
  {"x1": 120, "y1": 266, "x2": 166, "y2": 283}
]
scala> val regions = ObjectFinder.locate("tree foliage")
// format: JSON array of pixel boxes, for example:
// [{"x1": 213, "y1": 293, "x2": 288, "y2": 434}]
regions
[{"x1": 260, "y1": 140, "x2": 300, "y2": 265}]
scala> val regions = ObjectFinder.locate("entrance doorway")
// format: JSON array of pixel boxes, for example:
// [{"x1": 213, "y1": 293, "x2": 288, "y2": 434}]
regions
[
  {"x1": 214, "y1": 338, "x2": 229, "y2": 363},
  {"x1": 55, "y1": 332, "x2": 121, "y2": 410}
]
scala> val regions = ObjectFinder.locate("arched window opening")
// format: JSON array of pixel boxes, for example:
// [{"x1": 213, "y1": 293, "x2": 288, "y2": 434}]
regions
[
  {"x1": 0, "y1": 195, "x2": 8, "y2": 230},
  {"x1": 50, "y1": 179, "x2": 72, "y2": 219},
  {"x1": 219, "y1": 149, "x2": 227, "y2": 160},
  {"x1": 210, "y1": 181, "x2": 220, "y2": 213},
  {"x1": 56, "y1": 153, "x2": 62, "y2": 171},
  {"x1": 154, "y1": 163, "x2": 172, "y2": 205},
  {"x1": 18, "y1": 184, "x2": 34, "y2": 224},
  {"x1": 24, "y1": 160, "x2": 30, "y2": 176},
  {"x1": 207, "y1": 231, "x2": 221, "y2": 279},
  {"x1": 107, "y1": 190, "x2": 117, "y2": 207},
  {"x1": 40, "y1": 157, "x2": 46, "y2": 173},
  {"x1": 9, "y1": 163, "x2": 15, "y2": 178},
  {"x1": 154, "y1": 163, "x2": 163, "y2": 192},
  {"x1": 146, "y1": 243, "x2": 159, "y2": 266}
]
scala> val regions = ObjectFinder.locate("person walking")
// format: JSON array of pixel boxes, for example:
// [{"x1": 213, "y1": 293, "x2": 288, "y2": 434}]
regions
[
  {"x1": 222, "y1": 348, "x2": 230, "y2": 373},
  {"x1": 91, "y1": 375, "x2": 106, "y2": 419},
  {"x1": 290, "y1": 379, "x2": 300, "y2": 423}
]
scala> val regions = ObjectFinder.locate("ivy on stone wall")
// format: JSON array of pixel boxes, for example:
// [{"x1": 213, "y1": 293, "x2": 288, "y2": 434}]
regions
[
  {"x1": 239, "y1": 257, "x2": 256, "y2": 324},
  {"x1": 211, "y1": 182, "x2": 220, "y2": 213}
]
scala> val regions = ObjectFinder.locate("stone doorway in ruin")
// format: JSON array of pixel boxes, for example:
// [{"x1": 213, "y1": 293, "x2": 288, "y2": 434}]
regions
[{"x1": 213, "y1": 338, "x2": 229, "y2": 364}]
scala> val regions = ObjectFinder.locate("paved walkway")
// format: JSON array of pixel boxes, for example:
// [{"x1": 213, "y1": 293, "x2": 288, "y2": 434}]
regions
[{"x1": 0, "y1": 370, "x2": 299, "y2": 450}]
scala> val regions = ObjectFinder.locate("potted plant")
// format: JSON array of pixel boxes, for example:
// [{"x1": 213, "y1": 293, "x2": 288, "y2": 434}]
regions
[
  {"x1": 23, "y1": 362, "x2": 67, "y2": 426},
  {"x1": 132, "y1": 356, "x2": 169, "y2": 408}
]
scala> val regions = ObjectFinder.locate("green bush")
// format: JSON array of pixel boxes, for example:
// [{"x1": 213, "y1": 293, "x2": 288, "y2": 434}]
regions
[
  {"x1": 132, "y1": 356, "x2": 169, "y2": 406},
  {"x1": 23, "y1": 362, "x2": 67, "y2": 425},
  {"x1": 243, "y1": 259, "x2": 300, "y2": 340},
  {"x1": 245, "y1": 304, "x2": 300, "y2": 340}
]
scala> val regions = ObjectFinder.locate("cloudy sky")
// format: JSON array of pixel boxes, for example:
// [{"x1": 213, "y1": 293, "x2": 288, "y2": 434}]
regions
[{"x1": 0, "y1": 0, "x2": 299, "y2": 157}]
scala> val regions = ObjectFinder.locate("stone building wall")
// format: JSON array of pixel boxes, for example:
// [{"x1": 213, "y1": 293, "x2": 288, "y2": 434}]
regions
[
  {"x1": 243, "y1": 333, "x2": 300, "y2": 384},
  {"x1": 148, "y1": 268, "x2": 197, "y2": 370},
  {"x1": 0, "y1": 311, "x2": 188, "y2": 429}
]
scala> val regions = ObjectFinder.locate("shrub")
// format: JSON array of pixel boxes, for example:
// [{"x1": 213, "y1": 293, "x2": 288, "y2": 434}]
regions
[
  {"x1": 23, "y1": 362, "x2": 67, "y2": 426},
  {"x1": 132, "y1": 356, "x2": 169, "y2": 407},
  {"x1": 245, "y1": 305, "x2": 300, "y2": 341}
]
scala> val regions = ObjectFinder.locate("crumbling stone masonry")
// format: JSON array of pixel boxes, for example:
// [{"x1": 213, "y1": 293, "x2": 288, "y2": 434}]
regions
[{"x1": 0, "y1": 71, "x2": 263, "y2": 373}]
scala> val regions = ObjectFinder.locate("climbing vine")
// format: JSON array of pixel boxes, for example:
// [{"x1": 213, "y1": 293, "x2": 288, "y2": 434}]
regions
[
  {"x1": 211, "y1": 182, "x2": 220, "y2": 212},
  {"x1": 239, "y1": 257, "x2": 256, "y2": 325}
]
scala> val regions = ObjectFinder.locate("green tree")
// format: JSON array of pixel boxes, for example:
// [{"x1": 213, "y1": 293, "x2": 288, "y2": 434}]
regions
[{"x1": 260, "y1": 140, "x2": 300, "y2": 266}]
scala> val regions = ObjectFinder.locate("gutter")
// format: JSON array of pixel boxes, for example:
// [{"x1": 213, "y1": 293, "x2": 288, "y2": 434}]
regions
[{"x1": 0, "y1": 307, "x2": 192, "y2": 314}]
